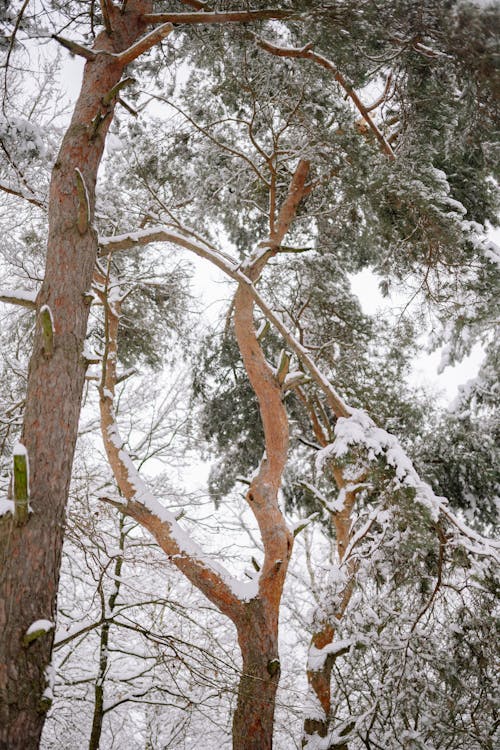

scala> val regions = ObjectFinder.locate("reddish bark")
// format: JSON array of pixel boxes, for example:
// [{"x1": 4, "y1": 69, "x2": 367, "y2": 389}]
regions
[
  {"x1": 96, "y1": 163, "x2": 312, "y2": 749},
  {"x1": 0, "y1": 4, "x2": 156, "y2": 748},
  {"x1": 232, "y1": 601, "x2": 282, "y2": 750},
  {"x1": 230, "y1": 281, "x2": 292, "y2": 749},
  {"x1": 98, "y1": 279, "x2": 290, "y2": 750}
]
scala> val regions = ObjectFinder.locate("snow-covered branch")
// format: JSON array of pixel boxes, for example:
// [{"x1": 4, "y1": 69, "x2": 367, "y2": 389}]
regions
[
  {"x1": 96, "y1": 274, "x2": 253, "y2": 622},
  {"x1": 0, "y1": 288, "x2": 37, "y2": 309}
]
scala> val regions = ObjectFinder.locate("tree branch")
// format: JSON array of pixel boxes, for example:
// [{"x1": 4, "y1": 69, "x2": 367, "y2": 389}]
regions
[
  {"x1": 53, "y1": 23, "x2": 173, "y2": 66},
  {"x1": 95, "y1": 271, "x2": 247, "y2": 621},
  {"x1": 0, "y1": 289, "x2": 37, "y2": 309},
  {"x1": 100, "y1": 0, "x2": 113, "y2": 35},
  {"x1": 116, "y1": 23, "x2": 174, "y2": 65},
  {"x1": 143, "y1": 10, "x2": 296, "y2": 25},
  {"x1": 52, "y1": 34, "x2": 97, "y2": 61},
  {"x1": 254, "y1": 36, "x2": 396, "y2": 160},
  {"x1": 0, "y1": 181, "x2": 45, "y2": 209},
  {"x1": 98, "y1": 224, "x2": 352, "y2": 417}
]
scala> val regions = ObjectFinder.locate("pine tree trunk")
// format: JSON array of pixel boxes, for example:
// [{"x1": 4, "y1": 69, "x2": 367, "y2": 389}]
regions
[
  {"x1": 232, "y1": 601, "x2": 281, "y2": 750},
  {"x1": 0, "y1": 5, "x2": 151, "y2": 748}
]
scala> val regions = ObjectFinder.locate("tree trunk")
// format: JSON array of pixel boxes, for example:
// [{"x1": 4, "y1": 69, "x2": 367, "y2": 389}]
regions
[
  {"x1": 94, "y1": 160, "x2": 308, "y2": 750},
  {"x1": 0, "y1": 5, "x2": 152, "y2": 748},
  {"x1": 232, "y1": 600, "x2": 281, "y2": 750}
]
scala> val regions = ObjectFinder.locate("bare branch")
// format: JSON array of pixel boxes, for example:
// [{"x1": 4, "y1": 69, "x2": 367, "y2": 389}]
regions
[
  {"x1": 0, "y1": 181, "x2": 45, "y2": 209},
  {"x1": 100, "y1": 0, "x2": 113, "y2": 35},
  {"x1": 2, "y1": 0, "x2": 31, "y2": 114},
  {"x1": 271, "y1": 158, "x2": 312, "y2": 248},
  {"x1": 364, "y1": 72, "x2": 393, "y2": 113},
  {"x1": 52, "y1": 34, "x2": 97, "y2": 61},
  {"x1": 102, "y1": 76, "x2": 135, "y2": 106},
  {"x1": 153, "y1": 97, "x2": 269, "y2": 186}
]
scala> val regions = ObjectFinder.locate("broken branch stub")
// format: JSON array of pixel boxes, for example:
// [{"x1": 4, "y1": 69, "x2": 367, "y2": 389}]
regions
[{"x1": 13, "y1": 445, "x2": 29, "y2": 526}]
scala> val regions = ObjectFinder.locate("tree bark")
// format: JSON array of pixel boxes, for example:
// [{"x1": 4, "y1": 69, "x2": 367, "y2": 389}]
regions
[
  {"x1": 232, "y1": 601, "x2": 281, "y2": 750},
  {"x1": 0, "y1": 4, "x2": 153, "y2": 748}
]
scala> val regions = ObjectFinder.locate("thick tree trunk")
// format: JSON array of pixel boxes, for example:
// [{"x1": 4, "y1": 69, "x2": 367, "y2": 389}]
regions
[
  {"x1": 0, "y1": 5, "x2": 152, "y2": 748},
  {"x1": 232, "y1": 601, "x2": 281, "y2": 750}
]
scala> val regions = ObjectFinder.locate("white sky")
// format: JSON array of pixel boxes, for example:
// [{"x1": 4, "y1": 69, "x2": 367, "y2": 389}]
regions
[{"x1": 349, "y1": 269, "x2": 484, "y2": 405}]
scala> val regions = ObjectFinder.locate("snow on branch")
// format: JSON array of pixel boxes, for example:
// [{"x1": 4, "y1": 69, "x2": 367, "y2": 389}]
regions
[
  {"x1": 97, "y1": 279, "x2": 256, "y2": 620},
  {"x1": 98, "y1": 224, "x2": 352, "y2": 417},
  {"x1": 318, "y1": 409, "x2": 500, "y2": 561},
  {"x1": 117, "y1": 23, "x2": 174, "y2": 66},
  {"x1": 0, "y1": 288, "x2": 37, "y2": 309},
  {"x1": 308, "y1": 637, "x2": 356, "y2": 672},
  {"x1": 97, "y1": 222, "x2": 499, "y2": 563},
  {"x1": 23, "y1": 619, "x2": 54, "y2": 646},
  {"x1": 53, "y1": 23, "x2": 174, "y2": 66}
]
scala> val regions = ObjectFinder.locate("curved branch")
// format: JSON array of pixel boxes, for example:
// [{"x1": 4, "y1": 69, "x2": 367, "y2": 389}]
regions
[
  {"x1": 96, "y1": 273, "x2": 247, "y2": 622},
  {"x1": 231, "y1": 162, "x2": 315, "y2": 615},
  {"x1": 98, "y1": 224, "x2": 352, "y2": 417}
]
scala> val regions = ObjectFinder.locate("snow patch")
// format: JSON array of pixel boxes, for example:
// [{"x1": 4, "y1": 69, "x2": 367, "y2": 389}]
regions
[
  {"x1": 0, "y1": 498, "x2": 15, "y2": 517},
  {"x1": 106, "y1": 420, "x2": 259, "y2": 603},
  {"x1": 317, "y1": 410, "x2": 442, "y2": 520},
  {"x1": 26, "y1": 619, "x2": 54, "y2": 636},
  {"x1": 308, "y1": 638, "x2": 354, "y2": 671},
  {"x1": 13, "y1": 441, "x2": 28, "y2": 456}
]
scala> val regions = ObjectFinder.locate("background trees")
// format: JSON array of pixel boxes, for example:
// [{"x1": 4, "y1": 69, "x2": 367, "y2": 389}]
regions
[{"x1": 0, "y1": 1, "x2": 498, "y2": 749}]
